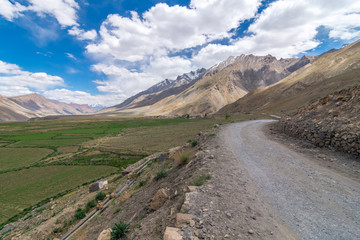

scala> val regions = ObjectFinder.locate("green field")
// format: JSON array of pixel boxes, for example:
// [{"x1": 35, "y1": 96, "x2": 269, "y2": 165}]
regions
[
  {"x1": 0, "y1": 165, "x2": 117, "y2": 223},
  {"x1": 0, "y1": 115, "x2": 244, "y2": 228},
  {"x1": 0, "y1": 148, "x2": 53, "y2": 171}
]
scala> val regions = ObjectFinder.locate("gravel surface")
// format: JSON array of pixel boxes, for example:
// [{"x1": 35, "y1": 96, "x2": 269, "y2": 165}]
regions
[{"x1": 222, "y1": 120, "x2": 360, "y2": 240}]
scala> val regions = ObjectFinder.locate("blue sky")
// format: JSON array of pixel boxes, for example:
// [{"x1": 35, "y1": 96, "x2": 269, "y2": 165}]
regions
[{"x1": 0, "y1": 0, "x2": 359, "y2": 107}]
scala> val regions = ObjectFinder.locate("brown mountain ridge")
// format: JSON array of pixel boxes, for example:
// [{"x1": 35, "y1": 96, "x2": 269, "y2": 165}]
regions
[{"x1": 0, "y1": 93, "x2": 96, "y2": 122}]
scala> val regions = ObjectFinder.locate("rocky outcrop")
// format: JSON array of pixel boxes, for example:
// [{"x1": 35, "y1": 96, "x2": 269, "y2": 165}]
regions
[{"x1": 278, "y1": 84, "x2": 360, "y2": 158}]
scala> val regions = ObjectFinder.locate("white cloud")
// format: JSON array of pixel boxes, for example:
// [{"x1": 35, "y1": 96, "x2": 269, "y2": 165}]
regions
[
  {"x1": 68, "y1": 26, "x2": 97, "y2": 40},
  {"x1": 65, "y1": 53, "x2": 77, "y2": 60},
  {"x1": 0, "y1": 60, "x2": 64, "y2": 96},
  {"x1": 193, "y1": 0, "x2": 360, "y2": 67},
  {"x1": 86, "y1": 0, "x2": 260, "y2": 97},
  {"x1": 0, "y1": 0, "x2": 26, "y2": 20},
  {"x1": 87, "y1": 0, "x2": 260, "y2": 62},
  {"x1": 0, "y1": 0, "x2": 79, "y2": 27},
  {"x1": 43, "y1": 88, "x2": 125, "y2": 107}
]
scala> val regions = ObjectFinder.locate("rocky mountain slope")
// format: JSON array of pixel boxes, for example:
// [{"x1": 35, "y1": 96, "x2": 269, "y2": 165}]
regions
[
  {"x1": 109, "y1": 68, "x2": 207, "y2": 111},
  {"x1": 102, "y1": 55, "x2": 312, "y2": 116},
  {"x1": 278, "y1": 83, "x2": 360, "y2": 158},
  {"x1": 0, "y1": 93, "x2": 96, "y2": 122},
  {"x1": 218, "y1": 39, "x2": 360, "y2": 116}
]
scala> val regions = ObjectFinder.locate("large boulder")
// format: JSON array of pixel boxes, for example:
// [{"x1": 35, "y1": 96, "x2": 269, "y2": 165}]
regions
[{"x1": 150, "y1": 188, "x2": 169, "y2": 211}]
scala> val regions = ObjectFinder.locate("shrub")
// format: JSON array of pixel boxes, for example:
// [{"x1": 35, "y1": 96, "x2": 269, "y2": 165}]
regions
[
  {"x1": 193, "y1": 173, "x2": 211, "y2": 186},
  {"x1": 225, "y1": 114, "x2": 231, "y2": 120},
  {"x1": 111, "y1": 221, "x2": 129, "y2": 239},
  {"x1": 154, "y1": 169, "x2": 167, "y2": 180},
  {"x1": 138, "y1": 179, "x2": 147, "y2": 187},
  {"x1": 74, "y1": 208, "x2": 86, "y2": 220},
  {"x1": 85, "y1": 199, "x2": 97, "y2": 212},
  {"x1": 95, "y1": 191, "x2": 106, "y2": 201},
  {"x1": 175, "y1": 150, "x2": 192, "y2": 166},
  {"x1": 191, "y1": 140, "x2": 198, "y2": 147}
]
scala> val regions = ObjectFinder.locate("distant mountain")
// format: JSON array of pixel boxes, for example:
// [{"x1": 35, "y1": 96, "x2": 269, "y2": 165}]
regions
[
  {"x1": 0, "y1": 93, "x2": 96, "y2": 122},
  {"x1": 0, "y1": 95, "x2": 38, "y2": 122},
  {"x1": 102, "y1": 54, "x2": 312, "y2": 116},
  {"x1": 105, "y1": 68, "x2": 207, "y2": 111},
  {"x1": 217, "y1": 40, "x2": 360, "y2": 116}
]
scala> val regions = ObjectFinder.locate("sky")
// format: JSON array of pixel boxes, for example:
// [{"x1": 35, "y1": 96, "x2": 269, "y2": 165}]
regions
[{"x1": 0, "y1": 0, "x2": 360, "y2": 107}]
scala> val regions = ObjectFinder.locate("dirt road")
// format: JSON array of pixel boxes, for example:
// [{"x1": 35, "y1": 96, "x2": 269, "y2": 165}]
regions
[{"x1": 218, "y1": 120, "x2": 360, "y2": 240}]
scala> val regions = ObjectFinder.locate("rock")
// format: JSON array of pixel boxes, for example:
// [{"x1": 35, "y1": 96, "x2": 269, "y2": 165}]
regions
[
  {"x1": 317, "y1": 154, "x2": 326, "y2": 159},
  {"x1": 248, "y1": 229, "x2": 254, "y2": 234},
  {"x1": 164, "y1": 227, "x2": 183, "y2": 240},
  {"x1": 97, "y1": 228, "x2": 112, "y2": 240},
  {"x1": 110, "y1": 193, "x2": 116, "y2": 199},
  {"x1": 187, "y1": 186, "x2": 198, "y2": 192},
  {"x1": 176, "y1": 213, "x2": 193, "y2": 228},
  {"x1": 224, "y1": 234, "x2": 230, "y2": 238},
  {"x1": 150, "y1": 188, "x2": 169, "y2": 211}
]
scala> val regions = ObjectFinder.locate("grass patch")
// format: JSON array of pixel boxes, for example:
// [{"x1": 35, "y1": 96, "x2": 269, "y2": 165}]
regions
[
  {"x1": 193, "y1": 173, "x2": 211, "y2": 186},
  {"x1": 0, "y1": 148, "x2": 53, "y2": 171},
  {"x1": 0, "y1": 165, "x2": 116, "y2": 224},
  {"x1": 113, "y1": 208, "x2": 122, "y2": 214}
]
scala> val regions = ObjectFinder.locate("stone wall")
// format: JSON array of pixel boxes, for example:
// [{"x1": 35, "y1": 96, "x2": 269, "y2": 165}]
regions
[{"x1": 278, "y1": 117, "x2": 360, "y2": 158}]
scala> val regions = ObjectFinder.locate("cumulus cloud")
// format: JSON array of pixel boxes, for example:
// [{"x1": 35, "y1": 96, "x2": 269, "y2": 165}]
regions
[
  {"x1": 0, "y1": 0, "x2": 79, "y2": 27},
  {"x1": 87, "y1": 0, "x2": 260, "y2": 96},
  {"x1": 87, "y1": 0, "x2": 260, "y2": 61},
  {"x1": 193, "y1": 0, "x2": 360, "y2": 67},
  {"x1": 0, "y1": 0, "x2": 26, "y2": 20},
  {"x1": 0, "y1": 60, "x2": 64, "y2": 96}
]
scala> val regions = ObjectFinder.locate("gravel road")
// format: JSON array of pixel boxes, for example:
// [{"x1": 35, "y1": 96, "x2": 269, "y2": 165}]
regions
[{"x1": 222, "y1": 120, "x2": 360, "y2": 240}]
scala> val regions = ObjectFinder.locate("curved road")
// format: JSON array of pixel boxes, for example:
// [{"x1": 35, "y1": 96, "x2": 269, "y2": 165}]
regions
[{"x1": 222, "y1": 120, "x2": 360, "y2": 240}]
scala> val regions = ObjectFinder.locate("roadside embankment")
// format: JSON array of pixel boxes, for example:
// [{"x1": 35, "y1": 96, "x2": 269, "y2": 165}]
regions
[{"x1": 278, "y1": 84, "x2": 360, "y2": 158}]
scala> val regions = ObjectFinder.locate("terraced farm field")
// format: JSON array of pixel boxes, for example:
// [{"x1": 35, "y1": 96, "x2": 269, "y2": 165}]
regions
[
  {"x1": 0, "y1": 115, "x2": 233, "y2": 228},
  {"x1": 0, "y1": 165, "x2": 117, "y2": 223},
  {"x1": 0, "y1": 148, "x2": 53, "y2": 172}
]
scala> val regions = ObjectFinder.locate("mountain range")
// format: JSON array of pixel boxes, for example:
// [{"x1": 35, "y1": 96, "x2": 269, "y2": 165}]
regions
[
  {"x1": 100, "y1": 54, "x2": 313, "y2": 116},
  {"x1": 218, "y1": 39, "x2": 360, "y2": 116},
  {"x1": 1, "y1": 39, "x2": 360, "y2": 122},
  {"x1": 0, "y1": 93, "x2": 96, "y2": 122}
]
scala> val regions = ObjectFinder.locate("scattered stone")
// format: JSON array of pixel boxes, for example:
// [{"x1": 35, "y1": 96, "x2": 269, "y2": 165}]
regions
[
  {"x1": 176, "y1": 213, "x2": 193, "y2": 228},
  {"x1": 164, "y1": 227, "x2": 183, "y2": 240},
  {"x1": 150, "y1": 188, "x2": 169, "y2": 211},
  {"x1": 97, "y1": 228, "x2": 112, "y2": 240}
]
